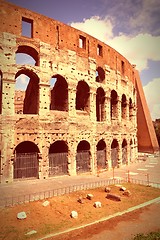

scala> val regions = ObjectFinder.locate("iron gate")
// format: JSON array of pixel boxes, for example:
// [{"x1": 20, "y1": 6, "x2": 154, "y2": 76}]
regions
[
  {"x1": 97, "y1": 150, "x2": 107, "y2": 169},
  {"x1": 76, "y1": 151, "x2": 90, "y2": 174},
  {"x1": 122, "y1": 146, "x2": 127, "y2": 164},
  {"x1": 111, "y1": 148, "x2": 118, "y2": 168},
  {"x1": 14, "y1": 153, "x2": 38, "y2": 179},
  {"x1": 49, "y1": 152, "x2": 68, "y2": 176}
]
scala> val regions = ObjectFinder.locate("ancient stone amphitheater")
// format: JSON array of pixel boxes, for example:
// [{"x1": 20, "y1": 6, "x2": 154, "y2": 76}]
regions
[{"x1": 0, "y1": 1, "x2": 158, "y2": 183}]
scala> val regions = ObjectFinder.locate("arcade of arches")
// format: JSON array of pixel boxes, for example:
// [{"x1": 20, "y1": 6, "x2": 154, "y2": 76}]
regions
[
  {"x1": 12, "y1": 138, "x2": 136, "y2": 180},
  {"x1": 0, "y1": 2, "x2": 139, "y2": 183}
]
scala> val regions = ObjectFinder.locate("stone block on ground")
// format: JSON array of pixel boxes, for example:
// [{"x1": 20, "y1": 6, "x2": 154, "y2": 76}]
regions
[
  {"x1": 105, "y1": 187, "x2": 111, "y2": 193},
  {"x1": 123, "y1": 190, "x2": 131, "y2": 197},
  {"x1": 106, "y1": 193, "x2": 121, "y2": 201},
  {"x1": 94, "y1": 201, "x2": 102, "y2": 208},
  {"x1": 17, "y1": 211, "x2": 27, "y2": 220},
  {"x1": 70, "y1": 211, "x2": 78, "y2": 218},
  {"x1": 87, "y1": 194, "x2": 93, "y2": 200},
  {"x1": 120, "y1": 186, "x2": 126, "y2": 191},
  {"x1": 25, "y1": 230, "x2": 37, "y2": 235},
  {"x1": 77, "y1": 197, "x2": 84, "y2": 204},
  {"x1": 42, "y1": 200, "x2": 50, "y2": 207}
]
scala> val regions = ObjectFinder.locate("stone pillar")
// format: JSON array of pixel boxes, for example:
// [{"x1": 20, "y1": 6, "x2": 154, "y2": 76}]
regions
[
  {"x1": 2, "y1": 75, "x2": 15, "y2": 116},
  {"x1": 106, "y1": 96, "x2": 111, "y2": 124},
  {"x1": 90, "y1": 90, "x2": 96, "y2": 122},
  {"x1": 68, "y1": 148, "x2": 77, "y2": 176},
  {"x1": 39, "y1": 83, "x2": 50, "y2": 116},
  {"x1": 1, "y1": 119, "x2": 15, "y2": 183},
  {"x1": 117, "y1": 98, "x2": 121, "y2": 122},
  {"x1": 68, "y1": 82, "x2": 76, "y2": 118}
]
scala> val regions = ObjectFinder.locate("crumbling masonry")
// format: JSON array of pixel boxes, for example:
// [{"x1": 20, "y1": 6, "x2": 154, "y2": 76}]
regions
[{"x1": 0, "y1": 1, "x2": 159, "y2": 183}]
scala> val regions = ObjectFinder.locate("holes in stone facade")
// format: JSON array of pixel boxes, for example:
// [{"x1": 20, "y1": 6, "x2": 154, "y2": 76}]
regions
[
  {"x1": 16, "y1": 45, "x2": 39, "y2": 66},
  {"x1": 79, "y1": 35, "x2": 86, "y2": 49},
  {"x1": 96, "y1": 87, "x2": 105, "y2": 122},
  {"x1": 76, "y1": 80, "x2": 90, "y2": 112},
  {"x1": 0, "y1": 71, "x2": 2, "y2": 114},
  {"x1": 15, "y1": 69, "x2": 39, "y2": 114},
  {"x1": 110, "y1": 90, "x2": 118, "y2": 119},
  {"x1": 50, "y1": 75, "x2": 68, "y2": 111},
  {"x1": 96, "y1": 67, "x2": 105, "y2": 82},
  {"x1": 22, "y1": 17, "x2": 33, "y2": 38},
  {"x1": 121, "y1": 94, "x2": 127, "y2": 119}
]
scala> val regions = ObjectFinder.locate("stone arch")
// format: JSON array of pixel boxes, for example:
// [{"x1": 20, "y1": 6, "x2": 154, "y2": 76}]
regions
[
  {"x1": 76, "y1": 80, "x2": 90, "y2": 112},
  {"x1": 122, "y1": 139, "x2": 127, "y2": 164},
  {"x1": 121, "y1": 94, "x2": 127, "y2": 119},
  {"x1": 16, "y1": 45, "x2": 39, "y2": 66},
  {"x1": 96, "y1": 87, "x2": 105, "y2": 121},
  {"x1": 111, "y1": 139, "x2": 119, "y2": 168},
  {"x1": 96, "y1": 66, "x2": 105, "y2": 83},
  {"x1": 0, "y1": 70, "x2": 2, "y2": 114},
  {"x1": 76, "y1": 140, "x2": 91, "y2": 174},
  {"x1": 13, "y1": 141, "x2": 40, "y2": 179},
  {"x1": 96, "y1": 139, "x2": 107, "y2": 170},
  {"x1": 50, "y1": 74, "x2": 68, "y2": 111},
  {"x1": 15, "y1": 69, "x2": 39, "y2": 114},
  {"x1": 110, "y1": 90, "x2": 118, "y2": 119},
  {"x1": 48, "y1": 140, "x2": 68, "y2": 176}
]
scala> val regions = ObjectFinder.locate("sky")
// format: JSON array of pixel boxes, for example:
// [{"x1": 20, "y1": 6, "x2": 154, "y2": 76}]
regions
[{"x1": 9, "y1": 0, "x2": 160, "y2": 120}]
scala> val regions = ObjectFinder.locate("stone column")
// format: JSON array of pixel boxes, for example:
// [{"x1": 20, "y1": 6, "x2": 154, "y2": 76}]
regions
[{"x1": 39, "y1": 82, "x2": 50, "y2": 116}]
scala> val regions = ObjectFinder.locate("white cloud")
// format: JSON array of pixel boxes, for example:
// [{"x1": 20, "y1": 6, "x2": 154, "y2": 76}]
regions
[
  {"x1": 143, "y1": 78, "x2": 160, "y2": 120},
  {"x1": 70, "y1": 17, "x2": 160, "y2": 72},
  {"x1": 70, "y1": 16, "x2": 114, "y2": 42},
  {"x1": 107, "y1": 33, "x2": 160, "y2": 71}
]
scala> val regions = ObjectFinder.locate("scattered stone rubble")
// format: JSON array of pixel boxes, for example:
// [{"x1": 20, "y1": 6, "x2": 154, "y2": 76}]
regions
[
  {"x1": 42, "y1": 200, "x2": 50, "y2": 207},
  {"x1": 17, "y1": 211, "x2": 27, "y2": 220},
  {"x1": 70, "y1": 211, "x2": 78, "y2": 218}
]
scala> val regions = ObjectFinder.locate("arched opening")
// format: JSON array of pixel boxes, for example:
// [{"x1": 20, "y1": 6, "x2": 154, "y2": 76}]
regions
[
  {"x1": 15, "y1": 69, "x2": 39, "y2": 114},
  {"x1": 111, "y1": 139, "x2": 119, "y2": 168},
  {"x1": 122, "y1": 139, "x2": 127, "y2": 164},
  {"x1": 50, "y1": 75, "x2": 68, "y2": 111},
  {"x1": 96, "y1": 140, "x2": 107, "y2": 170},
  {"x1": 110, "y1": 90, "x2": 118, "y2": 119},
  {"x1": 129, "y1": 98, "x2": 134, "y2": 120},
  {"x1": 0, "y1": 71, "x2": 2, "y2": 114},
  {"x1": 76, "y1": 81, "x2": 90, "y2": 112},
  {"x1": 96, "y1": 67, "x2": 105, "y2": 83},
  {"x1": 121, "y1": 94, "x2": 127, "y2": 119},
  {"x1": 96, "y1": 87, "x2": 105, "y2": 121},
  {"x1": 16, "y1": 45, "x2": 39, "y2": 66},
  {"x1": 49, "y1": 141, "x2": 68, "y2": 176},
  {"x1": 76, "y1": 140, "x2": 90, "y2": 174},
  {"x1": 14, "y1": 141, "x2": 39, "y2": 179}
]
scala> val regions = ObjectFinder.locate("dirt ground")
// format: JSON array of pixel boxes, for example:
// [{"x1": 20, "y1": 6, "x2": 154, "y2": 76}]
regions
[{"x1": 0, "y1": 183, "x2": 160, "y2": 240}]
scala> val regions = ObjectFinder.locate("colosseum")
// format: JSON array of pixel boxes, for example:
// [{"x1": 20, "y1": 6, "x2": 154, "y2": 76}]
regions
[{"x1": 0, "y1": 1, "x2": 159, "y2": 183}]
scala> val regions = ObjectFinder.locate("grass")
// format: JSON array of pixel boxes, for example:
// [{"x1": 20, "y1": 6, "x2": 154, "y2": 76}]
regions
[{"x1": 132, "y1": 230, "x2": 160, "y2": 240}]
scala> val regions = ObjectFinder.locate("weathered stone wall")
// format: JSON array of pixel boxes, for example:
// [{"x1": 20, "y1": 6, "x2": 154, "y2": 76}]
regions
[{"x1": 0, "y1": 1, "x2": 138, "y2": 183}]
